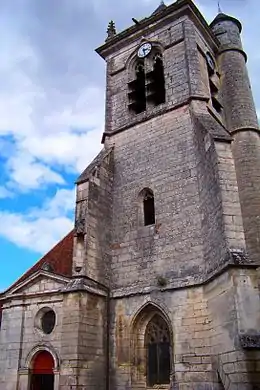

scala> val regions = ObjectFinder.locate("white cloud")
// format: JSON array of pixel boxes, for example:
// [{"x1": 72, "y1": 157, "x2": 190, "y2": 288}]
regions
[
  {"x1": 0, "y1": 213, "x2": 73, "y2": 253},
  {"x1": 17, "y1": 87, "x2": 104, "y2": 174},
  {"x1": 0, "y1": 68, "x2": 104, "y2": 189},
  {"x1": 0, "y1": 37, "x2": 39, "y2": 137},
  {"x1": 0, "y1": 25, "x2": 104, "y2": 192},
  {"x1": 0, "y1": 2, "x2": 105, "y2": 255},
  {"x1": 30, "y1": 188, "x2": 76, "y2": 219},
  {"x1": 0, "y1": 188, "x2": 75, "y2": 253},
  {"x1": 7, "y1": 152, "x2": 65, "y2": 190}
]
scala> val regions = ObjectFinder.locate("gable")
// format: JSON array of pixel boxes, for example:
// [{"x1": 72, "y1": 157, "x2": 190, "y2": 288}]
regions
[{"x1": 4, "y1": 271, "x2": 70, "y2": 298}]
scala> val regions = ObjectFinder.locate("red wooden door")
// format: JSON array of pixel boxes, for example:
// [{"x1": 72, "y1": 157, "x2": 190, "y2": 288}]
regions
[{"x1": 30, "y1": 351, "x2": 54, "y2": 390}]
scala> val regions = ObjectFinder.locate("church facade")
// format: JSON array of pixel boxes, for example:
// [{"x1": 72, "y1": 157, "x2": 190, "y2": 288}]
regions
[{"x1": 1, "y1": 0, "x2": 260, "y2": 389}]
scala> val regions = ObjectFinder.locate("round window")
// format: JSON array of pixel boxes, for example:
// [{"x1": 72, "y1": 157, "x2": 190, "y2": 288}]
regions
[{"x1": 41, "y1": 310, "x2": 56, "y2": 334}]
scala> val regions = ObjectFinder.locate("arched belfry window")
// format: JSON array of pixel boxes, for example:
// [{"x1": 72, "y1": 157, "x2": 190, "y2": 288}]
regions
[
  {"x1": 142, "y1": 188, "x2": 155, "y2": 226},
  {"x1": 145, "y1": 314, "x2": 171, "y2": 386},
  {"x1": 128, "y1": 48, "x2": 166, "y2": 114},
  {"x1": 128, "y1": 61, "x2": 146, "y2": 114},
  {"x1": 147, "y1": 53, "x2": 166, "y2": 106}
]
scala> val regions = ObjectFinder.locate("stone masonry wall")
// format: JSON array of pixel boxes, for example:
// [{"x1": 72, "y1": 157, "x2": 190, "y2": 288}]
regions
[
  {"x1": 205, "y1": 267, "x2": 260, "y2": 389},
  {"x1": 107, "y1": 103, "x2": 234, "y2": 294},
  {"x1": 59, "y1": 291, "x2": 107, "y2": 390},
  {"x1": 73, "y1": 148, "x2": 113, "y2": 286},
  {"x1": 109, "y1": 266, "x2": 260, "y2": 390},
  {"x1": 214, "y1": 141, "x2": 246, "y2": 252},
  {"x1": 109, "y1": 288, "x2": 219, "y2": 390},
  {"x1": 231, "y1": 131, "x2": 260, "y2": 264},
  {"x1": 0, "y1": 288, "x2": 64, "y2": 390},
  {"x1": 192, "y1": 115, "x2": 228, "y2": 276},
  {"x1": 107, "y1": 105, "x2": 206, "y2": 293},
  {"x1": 84, "y1": 158, "x2": 113, "y2": 286},
  {"x1": 0, "y1": 304, "x2": 24, "y2": 390}
]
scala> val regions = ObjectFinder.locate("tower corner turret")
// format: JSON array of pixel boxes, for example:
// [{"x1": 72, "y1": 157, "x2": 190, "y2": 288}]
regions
[{"x1": 210, "y1": 10, "x2": 260, "y2": 265}]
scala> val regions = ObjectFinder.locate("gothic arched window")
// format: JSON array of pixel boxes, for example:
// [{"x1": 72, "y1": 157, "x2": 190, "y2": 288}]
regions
[
  {"x1": 145, "y1": 314, "x2": 171, "y2": 386},
  {"x1": 142, "y1": 188, "x2": 155, "y2": 226}
]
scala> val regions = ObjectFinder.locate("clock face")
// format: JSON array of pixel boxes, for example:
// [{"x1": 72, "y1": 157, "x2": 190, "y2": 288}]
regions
[{"x1": 137, "y1": 42, "x2": 152, "y2": 58}]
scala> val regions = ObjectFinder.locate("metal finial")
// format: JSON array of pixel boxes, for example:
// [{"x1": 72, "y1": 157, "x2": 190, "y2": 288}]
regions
[
  {"x1": 106, "y1": 20, "x2": 117, "y2": 42},
  {"x1": 218, "y1": 0, "x2": 222, "y2": 13}
]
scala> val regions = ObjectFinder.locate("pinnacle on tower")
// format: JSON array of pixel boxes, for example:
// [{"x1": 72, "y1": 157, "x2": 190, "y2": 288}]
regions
[
  {"x1": 152, "y1": 0, "x2": 167, "y2": 16},
  {"x1": 106, "y1": 20, "x2": 117, "y2": 41}
]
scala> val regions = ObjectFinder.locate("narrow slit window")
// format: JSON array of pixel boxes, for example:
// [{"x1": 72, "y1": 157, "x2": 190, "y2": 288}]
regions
[{"x1": 143, "y1": 189, "x2": 155, "y2": 226}]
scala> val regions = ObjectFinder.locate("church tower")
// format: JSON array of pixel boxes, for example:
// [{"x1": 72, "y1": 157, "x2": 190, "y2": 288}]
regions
[
  {"x1": 2, "y1": 1, "x2": 260, "y2": 390},
  {"x1": 85, "y1": 0, "x2": 260, "y2": 388}
]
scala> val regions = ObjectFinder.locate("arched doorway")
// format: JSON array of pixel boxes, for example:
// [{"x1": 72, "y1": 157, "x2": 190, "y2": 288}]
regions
[
  {"x1": 30, "y1": 351, "x2": 54, "y2": 390},
  {"x1": 131, "y1": 303, "x2": 173, "y2": 387}
]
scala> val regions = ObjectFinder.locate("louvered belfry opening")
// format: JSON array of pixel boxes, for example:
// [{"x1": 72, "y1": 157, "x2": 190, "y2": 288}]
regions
[
  {"x1": 147, "y1": 53, "x2": 166, "y2": 106},
  {"x1": 206, "y1": 52, "x2": 222, "y2": 114},
  {"x1": 128, "y1": 52, "x2": 165, "y2": 114},
  {"x1": 128, "y1": 61, "x2": 146, "y2": 114},
  {"x1": 145, "y1": 314, "x2": 171, "y2": 386}
]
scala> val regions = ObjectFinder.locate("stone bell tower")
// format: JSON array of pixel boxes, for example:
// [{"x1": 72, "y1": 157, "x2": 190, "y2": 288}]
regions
[{"x1": 64, "y1": 0, "x2": 260, "y2": 388}]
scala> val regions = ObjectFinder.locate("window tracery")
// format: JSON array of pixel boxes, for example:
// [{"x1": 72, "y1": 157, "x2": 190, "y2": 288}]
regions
[
  {"x1": 145, "y1": 314, "x2": 171, "y2": 386},
  {"x1": 145, "y1": 314, "x2": 170, "y2": 344}
]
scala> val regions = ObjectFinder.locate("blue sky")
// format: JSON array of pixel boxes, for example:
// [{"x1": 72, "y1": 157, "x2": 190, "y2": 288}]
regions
[{"x1": 0, "y1": 0, "x2": 259, "y2": 291}]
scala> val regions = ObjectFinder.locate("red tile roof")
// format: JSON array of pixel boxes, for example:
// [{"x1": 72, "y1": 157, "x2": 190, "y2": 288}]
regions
[{"x1": 5, "y1": 230, "x2": 74, "y2": 292}]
